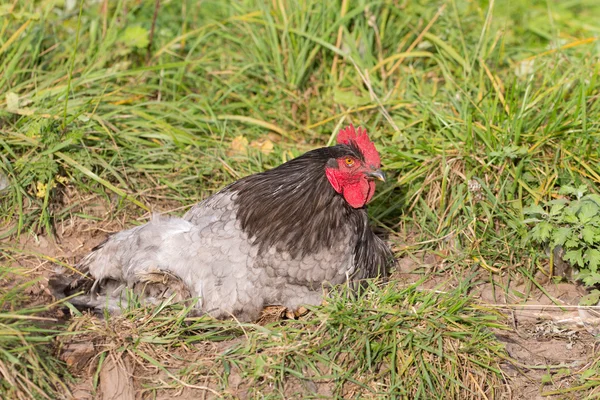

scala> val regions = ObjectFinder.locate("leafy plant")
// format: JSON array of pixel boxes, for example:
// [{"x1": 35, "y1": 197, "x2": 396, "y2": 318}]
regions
[{"x1": 524, "y1": 185, "x2": 600, "y2": 287}]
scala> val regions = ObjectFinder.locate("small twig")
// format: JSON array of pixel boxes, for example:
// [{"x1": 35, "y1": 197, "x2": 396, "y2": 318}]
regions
[
  {"x1": 482, "y1": 303, "x2": 600, "y2": 310},
  {"x1": 61, "y1": 0, "x2": 84, "y2": 132},
  {"x1": 330, "y1": 0, "x2": 348, "y2": 79},
  {"x1": 387, "y1": 3, "x2": 446, "y2": 77},
  {"x1": 349, "y1": 58, "x2": 402, "y2": 137},
  {"x1": 147, "y1": 0, "x2": 161, "y2": 62}
]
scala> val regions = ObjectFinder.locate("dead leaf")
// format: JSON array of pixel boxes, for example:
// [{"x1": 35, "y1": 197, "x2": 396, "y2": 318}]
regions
[
  {"x1": 99, "y1": 354, "x2": 135, "y2": 400},
  {"x1": 250, "y1": 138, "x2": 274, "y2": 155},
  {"x1": 267, "y1": 132, "x2": 281, "y2": 143},
  {"x1": 5, "y1": 91, "x2": 34, "y2": 115},
  {"x1": 60, "y1": 342, "x2": 95, "y2": 370},
  {"x1": 6, "y1": 92, "x2": 18, "y2": 111},
  {"x1": 0, "y1": 172, "x2": 9, "y2": 192},
  {"x1": 227, "y1": 135, "x2": 249, "y2": 156}
]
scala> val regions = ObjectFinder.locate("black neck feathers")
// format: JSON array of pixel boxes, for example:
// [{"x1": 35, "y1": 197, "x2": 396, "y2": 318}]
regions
[{"x1": 229, "y1": 145, "x2": 392, "y2": 278}]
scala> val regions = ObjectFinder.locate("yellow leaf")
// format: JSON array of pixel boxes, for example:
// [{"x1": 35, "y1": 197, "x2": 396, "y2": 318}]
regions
[
  {"x1": 227, "y1": 135, "x2": 249, "y2": 156},
  {"x1": 36, "y1": 182, "x2": 47, "y2": 198},
  {"x1": 5, "y1": 91, "x2": 34, "y2": 115},
  {"x1": 6, "y1": 92, "x2": 18, "y2": 111},
  {"x1": 55, "y1": 175, "x2": 69, "y2": 185},
  {"x1": 250, "y1": 138, "x2": 274, "y2": 155}
]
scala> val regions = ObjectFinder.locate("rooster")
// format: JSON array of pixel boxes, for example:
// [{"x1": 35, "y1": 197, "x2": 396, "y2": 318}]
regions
[{"x1": 51, "y1": 125, "x2": 394, "y2": 322}]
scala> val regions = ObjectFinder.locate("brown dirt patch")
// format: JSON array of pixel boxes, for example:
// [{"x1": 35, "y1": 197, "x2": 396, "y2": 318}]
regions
[{"x1": 393, "y1": 252, "x2": 600, "y2": 398}]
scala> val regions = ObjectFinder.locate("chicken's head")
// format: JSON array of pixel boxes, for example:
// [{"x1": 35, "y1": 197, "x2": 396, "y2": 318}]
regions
[{"x1": 325, "y1": 125, "x2": 385, "y2": 208}]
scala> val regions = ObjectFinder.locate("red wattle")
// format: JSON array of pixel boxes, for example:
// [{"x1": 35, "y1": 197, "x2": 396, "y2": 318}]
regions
[
  {"x1": 342, "y1": 180, "x2": 375, "y2": 208},
  {"x1": 326, "y1": 167, "x2": 374, "y2": 208}
]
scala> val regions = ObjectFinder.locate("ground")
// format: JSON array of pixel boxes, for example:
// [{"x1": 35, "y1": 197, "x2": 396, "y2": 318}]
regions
[
  {"x1": 2, "y1": 0, "x2": 600, "y2": 398},
  {"x1": 4, "y1": 196, "x2": 600, "y2": 399}
]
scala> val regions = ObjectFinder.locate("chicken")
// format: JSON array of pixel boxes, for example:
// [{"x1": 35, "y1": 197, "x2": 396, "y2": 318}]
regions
[{"x1": 51, "y1": 125, "x2": 394, "y2": 322}]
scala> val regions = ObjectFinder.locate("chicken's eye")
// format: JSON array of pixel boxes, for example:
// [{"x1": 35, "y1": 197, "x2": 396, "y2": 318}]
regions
[{"x1": 344, "y1": 157, "x2": 355, "y2": 167}]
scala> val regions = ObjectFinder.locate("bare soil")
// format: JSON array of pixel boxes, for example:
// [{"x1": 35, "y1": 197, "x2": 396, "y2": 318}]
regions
[{"x1": 393, "y1": 252, "x2": 600, "y2": 399}]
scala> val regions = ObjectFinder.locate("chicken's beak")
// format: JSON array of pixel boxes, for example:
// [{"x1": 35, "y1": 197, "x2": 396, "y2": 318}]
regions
[{"x1": 366, "y1": 169, "x2": 386, "y2": 182}]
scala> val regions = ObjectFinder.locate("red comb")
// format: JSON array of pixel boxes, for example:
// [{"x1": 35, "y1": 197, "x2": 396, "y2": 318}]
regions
[{"x1": 336, "y1": 124, "x2": 381, "y2": 167}]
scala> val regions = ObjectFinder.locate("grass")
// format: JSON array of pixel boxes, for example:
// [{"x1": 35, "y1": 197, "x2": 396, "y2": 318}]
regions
[
  {"x1": 1, "y1": 0, "x2": 600, "y2": 398},
  {"x1": 0, "y1": 267, "x2": 71, "y2": 399},
  {"x1": 56, "y1": 280, "x2": 505, "y2": 398}
]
